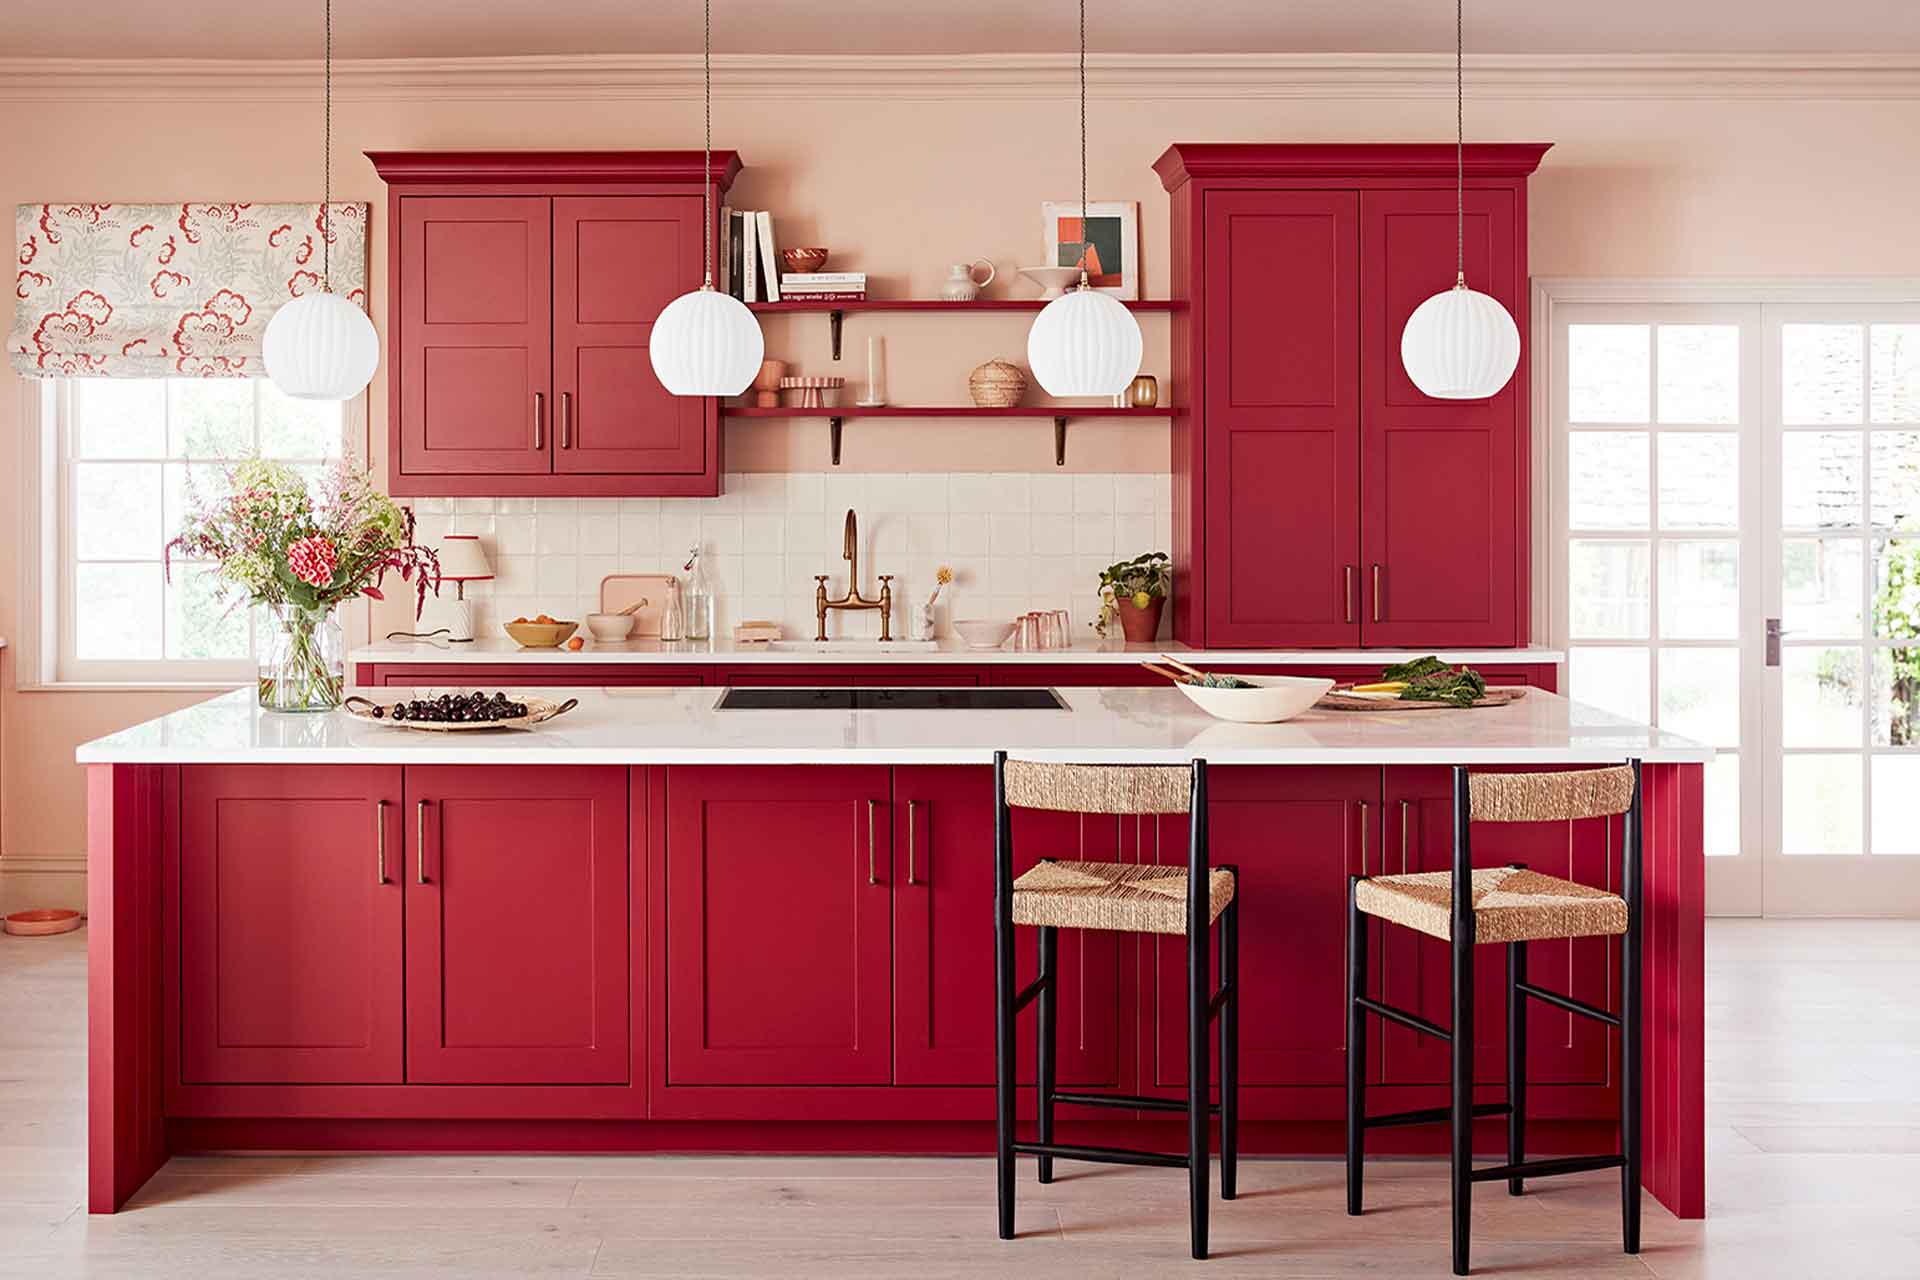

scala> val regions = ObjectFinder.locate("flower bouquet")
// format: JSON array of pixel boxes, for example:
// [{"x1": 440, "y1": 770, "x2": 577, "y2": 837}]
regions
[{"x1": 166, "y1": 458, "x2": 440, "y2": 712}]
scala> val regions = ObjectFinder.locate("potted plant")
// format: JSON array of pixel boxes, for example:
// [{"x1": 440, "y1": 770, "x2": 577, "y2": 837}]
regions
[
  {"x1": 167, "y1": 458, "x2": 441, "y2": 712},
  {"x1": 1093, "y1": 551, "x2": 1171, "y2": 642}
]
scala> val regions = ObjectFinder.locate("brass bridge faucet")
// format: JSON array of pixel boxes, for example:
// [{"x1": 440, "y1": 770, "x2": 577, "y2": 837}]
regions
[{"x1": 815, "y1": 508, "x2": 893, "y2": 641}]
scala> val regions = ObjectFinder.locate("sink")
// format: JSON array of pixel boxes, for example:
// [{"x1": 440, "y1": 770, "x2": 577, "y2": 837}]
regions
[{"x1": 762, "y1": 639, "x2": 942, "y2": 654}]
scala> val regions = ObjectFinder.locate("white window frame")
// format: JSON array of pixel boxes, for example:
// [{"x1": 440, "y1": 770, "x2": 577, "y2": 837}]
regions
[{"x1": 15, "y1": 377, "x2": 370, "y2": 691}]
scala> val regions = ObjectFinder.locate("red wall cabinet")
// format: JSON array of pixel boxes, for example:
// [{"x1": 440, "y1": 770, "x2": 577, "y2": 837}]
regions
[
  {"x1": 663, "y1": 766, "x2": 894, "y2": 1087},
  {"x1": 1156, "y1": 143, "x2": 1549, "y2": 650},
  {"x1": 403, "y1": 766, "x2": 631, "y2": 1085},
  {"x1": 370, "y1": 152, "x2": 739, "y2": 499},
  {"x1": 179, "y1": 765, "x2": 404, "y2": 1085}
]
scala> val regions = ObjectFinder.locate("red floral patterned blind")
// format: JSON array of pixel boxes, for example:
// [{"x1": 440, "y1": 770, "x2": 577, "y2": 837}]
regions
[{"x1": 9, "y1": 202, "x2": 369, "y2": 378}]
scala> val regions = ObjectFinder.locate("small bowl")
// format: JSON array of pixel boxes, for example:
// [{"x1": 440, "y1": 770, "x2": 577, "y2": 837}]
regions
[
  {"x1": 953, "y1": 618, "x2": 1017, "y2": 650},
  {"x1": 782, "y1": 246, "x2": 830, "y2": 274},
  {"x1": 4, "y1": 908, "x2": 82, "y2": 937},
  {"x1": 585, "y1": 612, "x2": 636, "y2": 642},
  {"x1": 503, "y1": 619, "x2": 579, "y2": 648},
  {"x1": 1173, "y1": 674, "x2": 1334, "y2": 724}
]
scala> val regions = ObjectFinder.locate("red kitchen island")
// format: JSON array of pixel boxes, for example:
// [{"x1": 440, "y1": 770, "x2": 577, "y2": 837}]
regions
[{"x1": 80, "y1": 684, "x2": 1707, "y2": 1220}]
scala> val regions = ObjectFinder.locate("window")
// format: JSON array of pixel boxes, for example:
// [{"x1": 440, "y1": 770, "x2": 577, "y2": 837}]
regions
[{"x1": 47, "y1": 378, "x2": 346, "y2": 683}]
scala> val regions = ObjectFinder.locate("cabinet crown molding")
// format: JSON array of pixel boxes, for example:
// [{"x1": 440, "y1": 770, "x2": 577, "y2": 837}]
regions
[
  {"x1": 366, "y1": 149, "x2": 742, "y2": 189},
  {"x1": 1154, "y1": 142, "x2": 1552, "y2": 191}
]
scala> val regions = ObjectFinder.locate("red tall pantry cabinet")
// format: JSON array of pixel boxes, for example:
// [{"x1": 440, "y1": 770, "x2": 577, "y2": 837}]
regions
[{"x1": 1154, "y1": 143, "x2": 1551, "y2": 650}]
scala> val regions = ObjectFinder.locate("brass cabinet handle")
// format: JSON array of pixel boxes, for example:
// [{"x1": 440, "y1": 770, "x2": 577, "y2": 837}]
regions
[
  {"x1": 1372, "y1": 564, "x2": 1383, "y2": 623},
  {"x1": 1400, "y1": 799, "x2": 1411, "y2": 873},
  {"x1": 1344, "y1": 566, "x2": 1356, "y2": 625},
  {"x1": 867, "y1": 799, "x2": 878, "y2": 885},
  {"x1": 906, "y1": 800, "x2": 918, "y2": 886},
  {"x1": 1359, "y1": 800, "x2": 1369, "y2": 877},
  {"x1": 416, "y1": 800, "x2": 429, "y2": 885},
  {"x1": 532, "y1": 392, "x2": 545, "y2": 451},
  {"x1": 560, "y1": 391, "x2": 573, "y2": 449},
  {"x1": 375, "y1": 800, "x2": 388, "y2": 884}
]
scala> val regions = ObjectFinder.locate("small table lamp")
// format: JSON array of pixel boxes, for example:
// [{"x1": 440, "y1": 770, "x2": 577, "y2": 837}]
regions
[{"x1": 420, "y1": 534, "x2": 493, "y2": 642}]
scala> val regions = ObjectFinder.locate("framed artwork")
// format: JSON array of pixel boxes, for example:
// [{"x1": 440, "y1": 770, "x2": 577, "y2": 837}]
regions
[{"x1": 1041, "y1": 200, "x2": 1139, "y2": 300}]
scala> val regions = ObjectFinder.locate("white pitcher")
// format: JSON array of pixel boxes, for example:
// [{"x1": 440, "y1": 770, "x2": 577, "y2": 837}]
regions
[{"x1": 940, "y1": 259, "x2": 995, "y2": 302}]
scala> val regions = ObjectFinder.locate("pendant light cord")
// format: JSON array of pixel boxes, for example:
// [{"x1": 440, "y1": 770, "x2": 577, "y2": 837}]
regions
[
  {"x1": 322, "y1": 0, "x2": 333, "y2": 294},
  {"x1": 701, "y1": 0, "x2": 714, "y2": 289},
  {"x1": 1454, "y1": 0, "x2": 1464, "y2": 289},
  {"x1": 1077, "y1": 0, "x2": 1088, "y2": 288}
]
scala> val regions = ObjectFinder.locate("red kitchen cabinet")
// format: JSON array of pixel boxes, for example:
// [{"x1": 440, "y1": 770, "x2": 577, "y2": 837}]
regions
[
  {"x1": 663, "y1": 766, "x2": 894, "y2": 1086},
  {"x1": 371, "y1": 151, "x2": 738, "y2": 498},
  {"x1": 893, "y1": 766, "x2": 1128, "y2": 1090},
  {"x1": 404, "y1": 766, "x2": 630, "y2": 1085},
  {"x1": 178, "y1": 765, "x2": 404, "y2": 1084},
  {"x1": 1156, "y1": 143, "x2": 1547, "y2": 650},
  {"x1": 1144, "y1": 767, "x2": 1380, "y2": 1110}
]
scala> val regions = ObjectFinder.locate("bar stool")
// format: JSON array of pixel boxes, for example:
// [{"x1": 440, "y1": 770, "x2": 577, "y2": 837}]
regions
[
  {"x1": 992, "y1": 752, "x2": 1240, "y2": 1261},
  {"x1": 1346, "y1": 762, "x2": 1643, "y2": 1277}
]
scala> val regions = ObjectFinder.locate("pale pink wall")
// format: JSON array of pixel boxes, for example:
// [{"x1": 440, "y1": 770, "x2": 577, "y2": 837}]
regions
[{"x1": 6, "y1": 62, "x2": 1920, "y2": 864}]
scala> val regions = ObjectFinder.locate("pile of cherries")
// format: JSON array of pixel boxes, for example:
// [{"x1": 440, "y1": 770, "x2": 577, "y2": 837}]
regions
[{"x1": 380, "y1": 691, "x2": 530, "y2": 724}]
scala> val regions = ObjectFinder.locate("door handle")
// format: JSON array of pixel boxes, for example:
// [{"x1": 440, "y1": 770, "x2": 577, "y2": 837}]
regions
[
  {"x1": 560, "y1": 391, "x2": 573, "y2": 449},
  {"x1": 532, "y1": 392, "x2": 545, "y2": 451},
  {"x1": 1344, "y1": 566, "x2": 1355, "y2": 625},
  {"x1": 375, "y1": 800, "x2": 388, "y2": 884},
  {"x1": 906, "y1": 799, "x2": 918, "y2": 886},
  {"x1": 867, "y1": 799, "x2": 878, "y2": 886},
  {"x1": 1765, "y1": 617, "x2": 1791, "y2": 667},
  {"x1": 1371, "y1": 564, "x2": 1383, "y2": 624},
  {"x1": 415, "y1": 800, "x2": 429, "y2": 885},
  {"x1": 1400, "y1": 799, "x2": 1411, "y2": 874},
  {"x1": 1358, "y1": 800, "x2": 1369, "y2": 877}
]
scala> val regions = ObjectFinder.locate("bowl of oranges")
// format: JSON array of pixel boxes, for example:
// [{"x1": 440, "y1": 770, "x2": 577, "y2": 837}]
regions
[{"x1": 503, "y1": 614, "x2": 579, "y2": 648}]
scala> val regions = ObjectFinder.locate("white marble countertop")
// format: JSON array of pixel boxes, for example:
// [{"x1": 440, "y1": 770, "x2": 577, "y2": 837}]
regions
[
  {"x1": 76, "y1": 685, "x2": 1709, "y2": 766},
  {"x1": 354, "y1": 635, "x2": 1566, "y2": 668}
]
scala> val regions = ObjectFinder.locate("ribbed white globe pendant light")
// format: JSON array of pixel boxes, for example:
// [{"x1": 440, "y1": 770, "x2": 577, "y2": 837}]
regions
[
  {"x1": 264, "y1": 0, "x2": 380, "y2": 401},
  {"x1": 649, "y1": 0, "x2": 763, "y2": 397},
  {"x1": 1399, "y1": 0, "x2": 1520, "y2": 401},
  {"x1": 1027, "y1": 0, "x2": 1142, "y2": 398}
]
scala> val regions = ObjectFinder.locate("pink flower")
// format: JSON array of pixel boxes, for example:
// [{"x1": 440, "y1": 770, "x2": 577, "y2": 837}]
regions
[{"x1": 287, "y1": 535, "x2": 338, "y2": 588}]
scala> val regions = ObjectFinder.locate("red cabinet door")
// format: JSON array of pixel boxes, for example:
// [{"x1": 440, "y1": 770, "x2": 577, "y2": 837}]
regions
[
  {"x1": 1146, "y1": 767, "x2": 1378, "y2": 1109},
  {"x1": 403, "y1": 766, "x2": 629, "y2": 1085},
  {"x1": 1201, "y1": 190, "x2": 1361, "y2": 647},
  {"x1": 1378, "y1": 768, "x2": 1613, "y2": 1090},
  {"x1": 893, "y1": 766, "x2": 1127, "y2": 1089},
  {"x1": 397, "y1": 195, "x2": 553, "y2": 477},
  {"x1": 1359, "y1": 188, "x2": 1521, "y2": 647},
  {"x1": 179, "y1": 765, "x2": 403, "y2": 1084},
  {"x1": 553, "y1": 196, "x2": 708, "y2": 476},
  {"x1": 665, "y1": 766, "x2": 894, "y2": 1085}
]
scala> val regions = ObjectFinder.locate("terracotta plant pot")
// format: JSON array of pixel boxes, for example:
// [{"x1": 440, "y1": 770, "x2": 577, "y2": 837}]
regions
[{"x1": 1116, "y1": 596, "x2": 1165, "y2": 643}]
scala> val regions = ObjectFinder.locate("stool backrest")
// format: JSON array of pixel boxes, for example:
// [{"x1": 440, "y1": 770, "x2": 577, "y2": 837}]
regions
[
  {"x1": 1467, "y1": 766, "x2": 1637, "y2": 824},
  {"x1": 1001, "y1": 759, "x2": 1193, "y2": 815}
]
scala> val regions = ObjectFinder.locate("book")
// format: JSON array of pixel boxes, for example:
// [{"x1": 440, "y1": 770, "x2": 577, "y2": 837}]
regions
[
  {"x1": 727, "y1": 210, "x2": 745, "y2": 300},
  {"x1": 754, "y1": 211, "x2": 781, "y2": 303},
  {"x1": 717, "y1": 205, "x2": 731, "y2": 295},
  {"x1": 779, "y1": 272, "x2": 867, "y2": 287},
  {"x1": 780, "y1": 291, "x2": 868, "y2": 302},
  {"x1": 741, "y1": 211, "x2": 759, "y2": 302}
]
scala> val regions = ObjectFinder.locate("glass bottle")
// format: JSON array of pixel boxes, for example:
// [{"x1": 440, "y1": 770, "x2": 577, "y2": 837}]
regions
[
  {"x1": 684, "y1": 545, "x2": 714, "y2": 641},
  {"x1": 660, "y1": 577, "x2": 686, "y2": 642}
]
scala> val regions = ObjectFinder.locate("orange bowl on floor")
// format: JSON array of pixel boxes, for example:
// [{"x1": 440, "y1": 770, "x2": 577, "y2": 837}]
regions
[{"x1": 4, "y1": 908, "x2": 82, "y2": 936}]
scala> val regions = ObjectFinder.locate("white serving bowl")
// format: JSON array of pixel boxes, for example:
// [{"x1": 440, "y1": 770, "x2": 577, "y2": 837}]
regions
[
  {"x1": 585, "y1": 612, "x2": 636, "y2": 642},
  {"x1": 953, "y1": 618, "x2": 1017, "y2": 650},
  {"x1": 1173, "y1": 674, "x2": 1334, "y2": 724}
]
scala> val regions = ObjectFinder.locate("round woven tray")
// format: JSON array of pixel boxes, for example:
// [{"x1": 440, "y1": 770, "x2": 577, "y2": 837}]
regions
[
  {"x1": 342, "y1": 695, "x2": 579, "y2": 732},
  {"x1": 1315, "y1": 687, "x2": 1527, "y2": 712}
]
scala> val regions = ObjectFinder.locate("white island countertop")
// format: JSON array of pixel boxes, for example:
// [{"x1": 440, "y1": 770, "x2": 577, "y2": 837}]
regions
[
  {"x1": 76, "y1": 685, "x2": 1708, "y2": 767},
  {"x1": 353, "y1": 636, "x2": 1565, "y2": 668}
]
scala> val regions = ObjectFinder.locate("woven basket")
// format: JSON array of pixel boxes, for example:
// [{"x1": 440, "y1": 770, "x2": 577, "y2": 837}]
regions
[{"x1": 968, "y1": 358, "x2": 1028, "y2": 408}]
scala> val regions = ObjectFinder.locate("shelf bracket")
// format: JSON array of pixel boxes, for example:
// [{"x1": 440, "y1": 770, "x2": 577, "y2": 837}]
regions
[
  {"x1": 1054, "y1": 416, "x2": 1069, "y2": 467},
  {"x1": 829, "y1": 309, "x2": 844, "y2": 361},
  {"x1": 829, "y1": 416, "x2": 844, "y2": 466}
]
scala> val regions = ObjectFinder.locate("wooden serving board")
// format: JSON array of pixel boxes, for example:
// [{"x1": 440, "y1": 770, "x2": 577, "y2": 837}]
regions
[
  {"x1": 598, "y1": 574, "x2": 676, "y2": 638},
  {"x1": 342, "y1": 695, "x2": 578, "y2": 732},
  {"x1": 1315, "y1": 687, "x2": 1527, "y2": 712}
]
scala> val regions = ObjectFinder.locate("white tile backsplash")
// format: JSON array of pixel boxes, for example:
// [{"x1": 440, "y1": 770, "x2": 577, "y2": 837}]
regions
[{"x1": 422, "y1": 472, "x2": 1167, "y2": 641}]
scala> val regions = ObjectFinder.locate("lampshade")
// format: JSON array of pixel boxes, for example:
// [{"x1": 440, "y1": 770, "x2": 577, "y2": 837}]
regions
[
  {"x1": 436, "y1": 534, "x2": 492, "y2": 582},
  {"x1": 649, "y1": 286, "x2": 764, "y2": 396},
  {"x1": 1026, "y1": 287, "x2": 1143, "y2": 397},
  {"x1": 263, "y1": 290, "x2": 380, "y2": 401},
  {"x1": 1399, "y1": 283, "x2": 1520, "y2": 400}
]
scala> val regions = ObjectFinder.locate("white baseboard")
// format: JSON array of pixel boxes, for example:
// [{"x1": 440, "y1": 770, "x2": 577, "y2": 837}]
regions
[{"x1": 0, "y1": 853, "x2": 86, "y2": 914}]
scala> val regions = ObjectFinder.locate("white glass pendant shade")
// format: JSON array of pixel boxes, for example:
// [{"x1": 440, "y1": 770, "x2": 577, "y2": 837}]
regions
[
  {"x1": 649, "y1": 286, "x2": 764, "y2": 396},
  {"x1": 1400, "y1": 283, "x2": 1520, "y2": 400},
  {"x1": 263, "y1": 292, "x2": 380, "y2": 401},
  {"x1": 1026, "y1": 288, "x2": 1143, "y2": 397}
]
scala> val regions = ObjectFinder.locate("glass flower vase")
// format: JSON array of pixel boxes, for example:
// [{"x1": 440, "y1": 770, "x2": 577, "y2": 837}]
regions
[{"x1": 258, "y1": 602, "x2": 345, "y2": 713}]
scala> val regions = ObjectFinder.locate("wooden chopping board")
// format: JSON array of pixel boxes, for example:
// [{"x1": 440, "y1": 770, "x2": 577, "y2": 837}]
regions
[
  {"x1": 1316, "y1": 687, "x2": 1527, "y2": 712},
  {"x1": 598, "y1": 574, "x2": 676, "y2": 638}
]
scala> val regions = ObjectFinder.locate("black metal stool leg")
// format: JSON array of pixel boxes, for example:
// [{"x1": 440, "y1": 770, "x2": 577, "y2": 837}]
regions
[
  {"x1": 1188, "y1": 906, "x2": 1209, "y2": 1260},
  {"x1": 1507, "y1": 940, "x2": 1527, "y2": 1197},
  {"x1": 1036, "y1": 925, "x2": 1057, "y2": 1185},
  {"x1": 993, "y1": 798, "x2": 1016, "y2": 1240},
  {"x1": 1346, "y1": 878, "x2": 1367, "y2": 1216},
  {"x1": 1622, "y1": 905, "x2": 1643, "y2": 1254},
  {"x1": 1220, "y1": 894, "x2": 1239, "y2": 1201},
  {"x1": 1451, "y1": 924, "x2": 1474, "y2": 1276}
]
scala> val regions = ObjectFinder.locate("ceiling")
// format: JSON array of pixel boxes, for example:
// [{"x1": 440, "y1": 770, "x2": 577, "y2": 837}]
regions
[{"x1": 3, "y1": 0, "x2": 1917, "y2": 60}]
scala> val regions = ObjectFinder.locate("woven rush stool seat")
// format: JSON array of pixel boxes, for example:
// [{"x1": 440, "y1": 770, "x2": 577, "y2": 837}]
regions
[
  {"x1": 1354, "y1": 866, "x2": 1627, "y2": 945},
  {"x1": 1012, "y1": 859, "x2": 1236, "y2": 936}
]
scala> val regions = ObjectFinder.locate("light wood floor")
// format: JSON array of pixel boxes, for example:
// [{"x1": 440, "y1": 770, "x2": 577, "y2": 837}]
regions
[{"x1": 2, "y1": 921, "x2": 1914, "y2": 1277}]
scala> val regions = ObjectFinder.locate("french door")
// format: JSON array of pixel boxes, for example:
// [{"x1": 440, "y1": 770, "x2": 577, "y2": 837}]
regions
[{"x1": 1554, "y1": 292, "x2": 1920, "y2": 916}]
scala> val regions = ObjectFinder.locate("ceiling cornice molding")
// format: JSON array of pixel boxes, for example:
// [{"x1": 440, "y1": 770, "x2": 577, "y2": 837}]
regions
[{"x1": 3, "y1": 52, "x2": 1920, "y2": 102}]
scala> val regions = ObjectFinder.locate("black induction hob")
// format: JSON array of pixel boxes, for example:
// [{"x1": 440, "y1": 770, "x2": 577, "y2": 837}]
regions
[{"x1": 714, "y1": 687, "x2": 1067, "y2": 711}]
